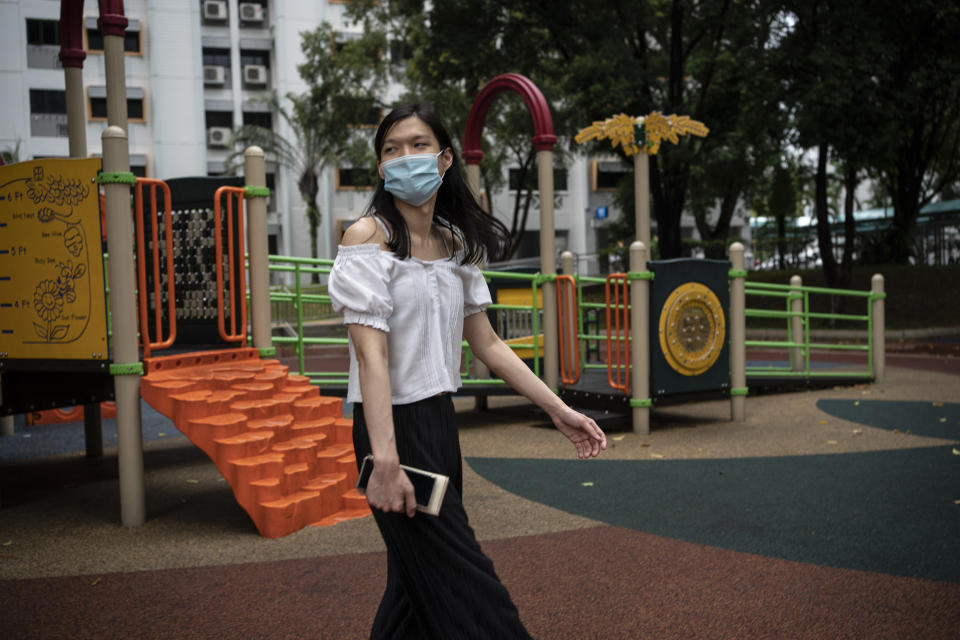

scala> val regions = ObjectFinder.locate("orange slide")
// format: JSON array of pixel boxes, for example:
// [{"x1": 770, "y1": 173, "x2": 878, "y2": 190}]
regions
[{"x1": 140, "y1": 347, "x2": 369, "y2": 537}]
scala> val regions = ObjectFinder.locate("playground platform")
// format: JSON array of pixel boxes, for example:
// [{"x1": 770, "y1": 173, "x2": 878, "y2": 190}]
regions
[{"x1": 1, "y1": 350, "x2": 958, "y2": 639}]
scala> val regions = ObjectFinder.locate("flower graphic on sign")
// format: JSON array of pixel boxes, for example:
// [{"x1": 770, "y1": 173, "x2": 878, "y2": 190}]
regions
[{"x1": 31, "y1": 260, "x2": 86, "y2": 342}]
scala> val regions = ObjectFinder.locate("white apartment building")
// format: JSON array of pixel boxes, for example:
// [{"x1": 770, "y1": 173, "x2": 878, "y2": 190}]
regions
[{"x1": 1, "y1": 0, "x2": 749, "y2": 272}]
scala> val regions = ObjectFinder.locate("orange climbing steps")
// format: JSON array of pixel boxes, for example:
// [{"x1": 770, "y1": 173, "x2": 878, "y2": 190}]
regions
[{"x1": 140, "y1": 347, "x2": 370, "y2": 537}]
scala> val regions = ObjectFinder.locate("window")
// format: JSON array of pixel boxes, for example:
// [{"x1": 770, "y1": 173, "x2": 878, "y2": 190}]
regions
[
  {"x1": 88, "y1": 87, "x2": 146, "y2": 122},
  {"x1": 27, "y1": 20, "x2": 62, "y2": 69},
  {"x1": 202, "y1": 48, "x2": 231, "y2": 68},
  {"x1": 336, "y1": 167, "x2": 377, "y2": 190},
  {"x1": 26, "y1": 19, "x2": 59, "y2": 45},
  {"x1": 509, "y1": 168, "x2": 568, "y2": 192},
  {"x1": 335, "y1": 96, "x2": 381, "y2": 128},
  {"x1": 86, "y1": 18, "x2": 142, "y2": 54},
  {"x1": 242, "y1": 111, "x2": 272, "y2": 130},
  {"x1": 240, "y1": 50, "x2": 269, "y2": 67},
  {"x1": 592, "y1": 160, "x2": 629, "y2": 191},
  {"x1": 205, "y1": 111, "x2": 233, "y2": 128},
  {"x1": 389, "y1": 40, "x2": 413, "y2": 65},
  {"x1": 30, "y1": 89, "x2": 66, "y2": 114}
]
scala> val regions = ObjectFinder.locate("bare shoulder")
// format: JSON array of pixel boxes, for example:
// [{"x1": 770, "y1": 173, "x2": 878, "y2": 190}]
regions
[{"x1": 341, "y1": 216, "x2": 384, "y2": 247}]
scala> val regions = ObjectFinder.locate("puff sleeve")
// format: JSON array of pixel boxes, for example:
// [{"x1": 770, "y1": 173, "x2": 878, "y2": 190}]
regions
[
  {"x1": 328, "y1": 244, "x2": 393, "y2": 332},
  {"x1": 460, "y1": 263, "x2": 492, "y2": 317}
]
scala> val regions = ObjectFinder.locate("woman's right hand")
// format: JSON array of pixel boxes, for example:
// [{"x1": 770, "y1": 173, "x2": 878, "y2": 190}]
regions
[{"x1": 365, "y1": 460, "x2": 417, "y2": 517}]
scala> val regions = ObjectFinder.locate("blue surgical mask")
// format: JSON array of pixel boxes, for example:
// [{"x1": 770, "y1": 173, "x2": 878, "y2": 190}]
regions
[{"x1": 381, "y1": 149, "x2": 447, "y2": 206}]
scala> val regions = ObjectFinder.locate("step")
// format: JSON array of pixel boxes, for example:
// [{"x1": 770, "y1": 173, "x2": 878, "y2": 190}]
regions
[
  {"x1": 213, "y1": 430, "x2": 274, "y2": 464},
  {"x1": 141, "y1": 350, "x2": 370, "y2": 538},
  {"x1": 258, "y1": 490, "x2": 325, "y2": 538},
  {"x1": 316, "y1": 444, "x2": 355, "y2": 474},
  {"x1": 229, "y1": 397, "x2": 295, "y2": 421},
  {"x1": 185, "y1": 412, "x2": 248, "y2": 457},
  {"x1": 293, "y1": 396, "x2": 342, "y2": 421},
  {"x1": 290, "y1": 417, "x2": 336, "y2": 441}
]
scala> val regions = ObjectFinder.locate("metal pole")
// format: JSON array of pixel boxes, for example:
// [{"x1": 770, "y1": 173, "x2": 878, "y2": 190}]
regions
[
  {"x1": 634, "y1": 152, "x2": 651, "y2": 249},
  {"x1": 102, "y1": 27, "x2": 129, "y2": 128},
  {"x1": 244, "y1": 147, "x2": 271, "y2": 353},
  {"x1": 64, "y1": 67, "x2": 87, "y2": 158},
  {"x1": 730, "y1": 243, "x2": 746, "y2": 421},
  {"x1": 538, "y1": 150, "x2": 558, "y2": 392},
  {"x1": 629, "y1": 241, "x2": 650, "y2": 435},
  {"x1": 871, "y1": 274, "x2": 885, "y2": 381},
  {"x1": 790, "y1": 275, "x2": 804, "y2": 371},
  {"x1": 103, "y1": 126, "x2": 145, "y2": 527},
  {"x1": 59, "y1": 0, "x2": 87, "y2": 158}
]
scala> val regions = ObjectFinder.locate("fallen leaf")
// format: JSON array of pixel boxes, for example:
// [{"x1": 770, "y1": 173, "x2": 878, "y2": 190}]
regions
[
  {"x1": 893, "y1": 429, "x2": 900, "y2": 434},
  {"x1": 612, "y1": 435, "x2": 625, "y2": 441},
  {"x1": 827, "y1": 440, "x2": 838, "y2": 445},
  {"x1": 952, "y1": 448, "x2": 960, "y2": 456},
  {"x1": 1, "y1": 541, "x2": 11, "y2": 547},
  {"x1": 852, "y1": 429, "x2": 863, "y2": 436},
  {"x1": 640, "y1": 442, "x2": 650, "y2": 448},
  {"x1": 853, "y1": 401, "x2": 860, "y2": 406},
  {"x1": 581, "y1": 482, "x2": 594, "y2": 487},
  {"x1": 91, "y1": 577, "x2": 101, "y2": 586},
  {"x1": 158, "y1": 432, "x2": 167, "y2": 437},
  {"x1": 861, "y1": 390, "x2": 871, "y2": 395},
  {"x1": 818, "y1": 420, "x2": 827, "y2": 425},
  {"x1": 955, "y1": 499, "x2": 960, "y2": 505},
  {"x1": 186, "y1": 479, "x2": 199, "y2": 484},
  {"x1": 939, "y1": 418, "x2": 947, "y2": 423},
  {"x1": 651, "y1": 453, "x2": 664, "y2": 459},
  {"x1": 933, "y1": 402, "x2": 944, "y2": 407}
]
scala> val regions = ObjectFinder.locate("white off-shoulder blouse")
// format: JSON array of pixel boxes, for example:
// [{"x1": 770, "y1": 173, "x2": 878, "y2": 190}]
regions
[{"x1": 328, "y1": 242, "x2": 492, "y2": 404}]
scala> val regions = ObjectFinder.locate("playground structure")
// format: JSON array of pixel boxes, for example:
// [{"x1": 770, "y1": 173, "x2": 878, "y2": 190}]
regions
[{"x1": 0, "y1": 2, "x2": 888, "y2": 538}]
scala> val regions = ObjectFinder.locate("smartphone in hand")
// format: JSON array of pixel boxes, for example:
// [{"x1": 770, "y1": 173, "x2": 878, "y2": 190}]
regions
[{"x1": 356, "y1": 455, "x2": 449, "y2": 516}]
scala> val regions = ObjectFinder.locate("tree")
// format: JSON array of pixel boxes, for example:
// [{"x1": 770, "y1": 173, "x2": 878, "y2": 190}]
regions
[
  {"x1": 228, "y1": 22, "x2": 386, "y2": 277},
  {"x1": 346, "y1": 0, "x2": 574, "y2": 260}
]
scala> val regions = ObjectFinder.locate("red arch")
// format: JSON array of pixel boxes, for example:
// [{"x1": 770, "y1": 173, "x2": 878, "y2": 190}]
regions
[{"x1": 462, "y1": 73, "x2": 557, "y2": 165}]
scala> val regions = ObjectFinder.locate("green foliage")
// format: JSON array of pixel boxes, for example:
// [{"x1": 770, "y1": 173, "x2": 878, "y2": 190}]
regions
[
  {"x1": 227, "y1": 21, "x2": 386, "y2": 274},
  {"x1": 344, "y1": 0, "x2": 960, "y2": 272}
]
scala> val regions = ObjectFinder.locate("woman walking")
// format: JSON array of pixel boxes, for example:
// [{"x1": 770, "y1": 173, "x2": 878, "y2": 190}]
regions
[{"x1": 329, "y1": 104, "x2": 606, "y2": 639}]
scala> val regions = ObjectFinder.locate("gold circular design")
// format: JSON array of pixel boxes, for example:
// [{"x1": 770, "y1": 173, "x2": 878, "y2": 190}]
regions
[{"x1": 658, "y1": 282, "x2": 726, "y2": 376}]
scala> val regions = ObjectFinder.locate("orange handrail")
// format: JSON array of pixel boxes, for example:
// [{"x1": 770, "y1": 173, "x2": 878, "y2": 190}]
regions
[
  {"x1": 556, "y1": 275, "x2": 581, "y2": 385},
  {"x1": 213, "y1": 186, "x2": 248, "y2": 343},
  {"x1": 605, "y1": 273, "x2": 630, "y2": 391},
  {"x1": 134, "y1": 178, "x2": 176, "y2": 357}
]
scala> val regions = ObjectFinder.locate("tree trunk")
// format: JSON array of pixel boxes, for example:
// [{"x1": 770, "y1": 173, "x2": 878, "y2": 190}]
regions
[
  {"x1": 839, "y1": 163, "x2": 857, "y2": 288},
  {"x1": 814, "y1": 143, "x2": 837, "y2": 286},
  {"x1": 298, "y1": 168, "x2": 321, "y2": 284}
]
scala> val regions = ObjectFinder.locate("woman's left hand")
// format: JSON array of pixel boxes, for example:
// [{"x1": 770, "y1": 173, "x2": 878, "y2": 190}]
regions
[{"x1": 551, "y1": 406, "x2": 607, "y2": 459}]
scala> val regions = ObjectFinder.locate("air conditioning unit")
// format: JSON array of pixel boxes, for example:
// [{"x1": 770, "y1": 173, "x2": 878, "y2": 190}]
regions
[
  {"x1": 243, "y1": 64, "x2": 268, "y2": 86},
  {"x1": 239, "y1": 3, "x2": 264, "y2": 23},
  {"x1": 207, "y1": 127, "x2": 231, "y2": 148},
  {"x1": 203, "y1": 65, "x2": 226, "y2": 86},
  {"x1": 203, "y1": 0, "x2": 228, "y2": 21}
]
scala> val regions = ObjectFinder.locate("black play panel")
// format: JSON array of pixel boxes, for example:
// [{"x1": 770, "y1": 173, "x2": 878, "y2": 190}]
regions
[
  {"x1": 648, "y1": 258, "x2": 731, "y2": 401},
  {"x1": 138, "y1": 176, "x2": 246, "y2": 351}
]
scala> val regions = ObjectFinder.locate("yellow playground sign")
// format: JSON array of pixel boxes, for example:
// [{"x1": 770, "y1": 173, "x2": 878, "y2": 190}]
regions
[{"x1": 0, "y1": 158, "x2": 108, "y2": 362}]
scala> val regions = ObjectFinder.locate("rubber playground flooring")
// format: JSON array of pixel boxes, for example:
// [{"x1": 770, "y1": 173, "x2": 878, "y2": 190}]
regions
[{"x1": 1, "y1": 351, "x2": 959, "y2": 639}]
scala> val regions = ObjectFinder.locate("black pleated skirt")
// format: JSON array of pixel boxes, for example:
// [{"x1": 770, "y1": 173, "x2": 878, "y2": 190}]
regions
[{"x1": 353, "y1": 394, "x2": 534, "y2": 640}]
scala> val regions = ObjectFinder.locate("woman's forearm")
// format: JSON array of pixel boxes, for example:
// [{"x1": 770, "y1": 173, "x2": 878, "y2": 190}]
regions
[{"x1": 474, "y1": 338, "x2": 567, "y2": 418}]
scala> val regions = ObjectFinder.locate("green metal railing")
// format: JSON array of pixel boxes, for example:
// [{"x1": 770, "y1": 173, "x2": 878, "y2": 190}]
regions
[
  {"x1": 110, "y1": 247, "x2": 880, "y2": 389},
  {"x1": 743, "y1": 280, "x2": 878, "y2": 379},
  {"x1": 257, "y1": 256, "x2": 546, "y2": 389}
]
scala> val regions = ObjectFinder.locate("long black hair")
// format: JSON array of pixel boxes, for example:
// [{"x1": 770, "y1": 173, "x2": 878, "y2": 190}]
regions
[{"x1": 365, "y1": 103, "x2": 509, "y2": 265}]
